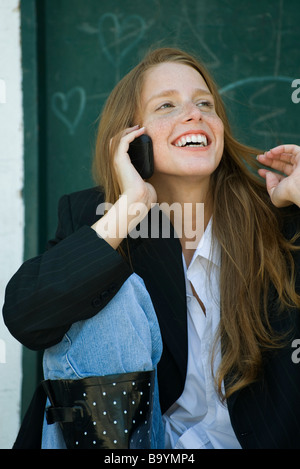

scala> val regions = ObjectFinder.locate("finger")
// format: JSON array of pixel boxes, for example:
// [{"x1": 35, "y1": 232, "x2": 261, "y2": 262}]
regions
[
  {"x1": 257, "y1": 150, "x2": 293, "y2": 164},
  {"x1": 257, "y1": 168, "x2": 267, "y2": 179},
  {"x1": 265, "y1": 171, "x2": 280, "y2": 203},
  {"x1": 258, "y1": 168, "x2": 286, "y2": 184},
  {"x1": 125, "y1": 124, "x2": 140, "y2": 133},
  {"x1": 111, "y1": 125, "x2": 142, "y2": 143},
  {"x1": 265, "y1": 144, "x2": 300, "y2": 158},
  {"x1": 265, "y1": 171, "x2": 285, "y2": 190},
  {"x1": 264, "y1": 171, "x2": 291, "y2": 207},
  {"x1": 257, "y1": 154, "x2": 294, "y2": 176},
  {"x1": 261, "y1": 151, "x2": 293, "y2": 165},
  {"x1": 112, "y1": 125, "x2": 147, "y2": 183},
  {"x1": 110, "y1": 126, "x2": 145, "y2": 152},
  {"x1": 119, "y1": 126, "x2": 146, "y2": 156},
  {"x1": 120, "y1": 125, "x2": 145, "y2": 144}
]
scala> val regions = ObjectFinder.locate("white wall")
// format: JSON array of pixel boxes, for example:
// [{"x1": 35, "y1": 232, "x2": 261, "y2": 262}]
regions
[{"x1": 0, "y1": 0, "x2": 24, "y2": 449}]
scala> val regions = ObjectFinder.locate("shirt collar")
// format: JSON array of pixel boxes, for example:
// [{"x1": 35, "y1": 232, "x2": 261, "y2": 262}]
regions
[{"x1": 187, "y1": 218, "x2": 221, "y2": 269}]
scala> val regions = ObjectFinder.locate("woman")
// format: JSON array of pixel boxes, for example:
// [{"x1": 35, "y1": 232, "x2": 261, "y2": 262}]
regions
[{"x1": 3, "y1": 47, "x2": 300, "y2": 449}]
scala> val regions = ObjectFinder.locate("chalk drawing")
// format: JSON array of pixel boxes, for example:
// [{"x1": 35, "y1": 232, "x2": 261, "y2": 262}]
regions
[
  {"x1": 274, "y1": 0, "x2": 283, "y2": 76},
  {"x1": 220, "y1": 75, "x2": 299, "y2": 141},
  {"x1": 174, "y1": 1, "x2": 220, "y2": 69},
  {"x1": 219, "y1": 76, "x2": 295, "y2": 95},
  {"x1": 52, "y1": 86, "x2": 86, "y2": 135},
  {"x1": 248, "y1": 83, "x2": 286, "y2": 138},
  {"x1": 98, "y1": 13, "x2": 146, "y2": 81}
]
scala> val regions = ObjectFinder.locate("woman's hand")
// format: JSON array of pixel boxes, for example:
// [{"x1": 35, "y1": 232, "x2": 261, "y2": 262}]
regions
[
  {"x1": 112, "y1": 125, "x2": 157, "y2": 208},
  {"x1": 91, "y1": 126, "x2": 157, "y2": 249},
  {"x1": 257, "y1": 144, "x2": 300, "y2": 208}
]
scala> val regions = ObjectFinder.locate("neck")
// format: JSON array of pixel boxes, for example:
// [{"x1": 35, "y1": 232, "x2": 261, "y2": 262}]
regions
[{"x1": 150, "y1": 174, "x2": 213, "y2": 265}]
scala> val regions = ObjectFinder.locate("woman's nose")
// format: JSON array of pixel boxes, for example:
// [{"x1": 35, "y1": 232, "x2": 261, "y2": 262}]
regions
[{"x1": 183, "y1": 102, "x2": 203, "y2": 122}]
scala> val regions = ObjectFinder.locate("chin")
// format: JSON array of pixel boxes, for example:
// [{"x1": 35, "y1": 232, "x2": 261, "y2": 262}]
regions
[
  {"x1": 180, "y1": 161, "x2": 220, "y2": 177},
  {"x1": 153, "y1": 157, "x2": 221, "y2": 180}
]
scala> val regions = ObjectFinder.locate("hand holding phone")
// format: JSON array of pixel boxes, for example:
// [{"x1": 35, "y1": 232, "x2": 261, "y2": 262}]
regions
[{"x1": 128, "y1": 134, "x2": 154, "y2": 179}]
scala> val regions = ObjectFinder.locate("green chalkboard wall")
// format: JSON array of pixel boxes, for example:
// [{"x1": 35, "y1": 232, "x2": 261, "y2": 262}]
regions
[{"x1": 38, "y1": 0, "x2": 300, "y2": 244}]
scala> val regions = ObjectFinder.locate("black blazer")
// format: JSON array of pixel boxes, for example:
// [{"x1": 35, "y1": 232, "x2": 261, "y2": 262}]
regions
[{"x1": 3, "y1": 187, "x2": 300, "y2": 449}]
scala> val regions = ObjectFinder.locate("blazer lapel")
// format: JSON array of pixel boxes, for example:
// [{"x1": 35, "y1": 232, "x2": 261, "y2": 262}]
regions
[{"x1": 128, "y1": 205, "x2": 188, "y2": 383}]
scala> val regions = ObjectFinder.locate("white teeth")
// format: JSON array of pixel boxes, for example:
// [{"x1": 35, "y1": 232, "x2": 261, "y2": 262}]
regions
[{"x1": 175, "y1": 134, "x2": 208, "y2": 147}]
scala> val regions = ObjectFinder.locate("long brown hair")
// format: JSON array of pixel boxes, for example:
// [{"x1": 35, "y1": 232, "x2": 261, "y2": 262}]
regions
[{"x1": 93, "y1": 47, "x2": 300, "y2": 401}]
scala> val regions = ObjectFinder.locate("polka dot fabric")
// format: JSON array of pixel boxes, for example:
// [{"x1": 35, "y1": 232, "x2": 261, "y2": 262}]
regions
[{"x1": 43, "y1": 370, "x2": 155, "y2": 449}]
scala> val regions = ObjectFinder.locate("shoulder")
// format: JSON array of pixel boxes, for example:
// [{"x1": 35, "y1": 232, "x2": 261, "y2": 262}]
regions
[{"x1": 58, "y1": 186, "x2": 105, "y2": 230}]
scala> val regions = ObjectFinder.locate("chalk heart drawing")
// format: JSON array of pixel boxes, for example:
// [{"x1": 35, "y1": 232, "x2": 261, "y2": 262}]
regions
[
  {"x1": 98, "y1": 13, "x2": 146, "y2": 67},
  {"x1": 51, "y1": 86, "x2": 86, "y2": 135}
]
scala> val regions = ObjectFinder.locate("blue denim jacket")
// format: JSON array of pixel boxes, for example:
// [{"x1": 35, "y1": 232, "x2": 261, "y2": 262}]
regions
[{"x1": 42, "y1": 273, "x2": 165, "y2": 449}]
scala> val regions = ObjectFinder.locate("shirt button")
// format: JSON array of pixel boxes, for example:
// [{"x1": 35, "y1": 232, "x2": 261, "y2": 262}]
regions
[{"x1": 91, "y1": 297, "x2": 101, "y2": 308}]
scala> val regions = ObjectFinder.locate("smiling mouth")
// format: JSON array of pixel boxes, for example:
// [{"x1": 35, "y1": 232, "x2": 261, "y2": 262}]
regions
[{"x1": 173, "y1": 133, "x2": 209, "y2": 148}]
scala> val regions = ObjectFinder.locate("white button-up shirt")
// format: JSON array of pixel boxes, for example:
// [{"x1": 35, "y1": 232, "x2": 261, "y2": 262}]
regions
[{"x1": 163, "y1": 219, "x2": 241, "y2": 449}]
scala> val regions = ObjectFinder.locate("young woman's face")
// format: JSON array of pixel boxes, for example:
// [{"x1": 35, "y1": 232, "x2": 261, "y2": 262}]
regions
[{"x1": 139, "y1": 62, "x2": 224, "y2": 181}]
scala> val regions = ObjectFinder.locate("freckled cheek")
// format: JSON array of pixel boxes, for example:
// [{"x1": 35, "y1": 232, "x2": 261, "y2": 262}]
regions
[
  {"x1": 212, "y1": 116, "x2": 224, "y2": 139},
  {"x1": 143, "y1": 119, "x2": 174, "y2": 162},
  {"x1": 206, "y1": 116, "x2": 224, "y2": 151}
]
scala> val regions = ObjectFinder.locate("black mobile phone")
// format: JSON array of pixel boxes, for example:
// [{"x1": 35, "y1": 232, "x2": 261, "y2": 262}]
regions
[{"x1": 128, "y1": 134, "x2": 154, "y2": 179}]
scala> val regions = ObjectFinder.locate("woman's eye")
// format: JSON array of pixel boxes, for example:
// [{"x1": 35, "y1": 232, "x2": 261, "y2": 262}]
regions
[
  {"x1": 197, "y1": 100, "x2": 214, "y2": 108},
  {"x1": 157, "y1": 103, "x2": 174, "y2": 110}
]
